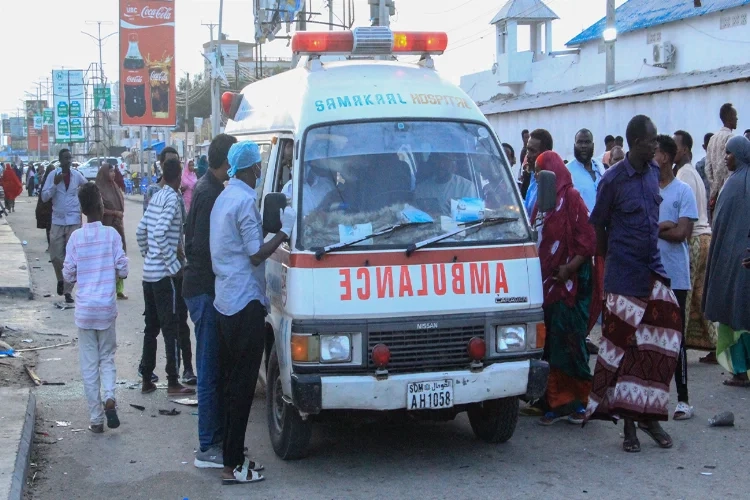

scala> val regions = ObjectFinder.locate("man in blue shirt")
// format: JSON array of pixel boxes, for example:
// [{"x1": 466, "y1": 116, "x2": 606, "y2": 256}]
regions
[
  {"x1": 587, "y1": 115, "x2": 683, "y2": 453},
  {"x1": 567, "y1": 129, "x2": 605, "y2": 213},
  {"x1": 210, "y1": 141, "x2": 296, "y2": 484},
  {"x1": 523, "y1": 129, "x2": 553, "y2": 217},
  {"x1": 655, "y1": 134, "x2": 698, "y2": 422}
]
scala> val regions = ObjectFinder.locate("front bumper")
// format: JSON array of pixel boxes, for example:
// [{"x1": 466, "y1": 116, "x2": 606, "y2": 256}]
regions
[{"x1": 291, "y1": 359, "x2": 549, "y2": 413}]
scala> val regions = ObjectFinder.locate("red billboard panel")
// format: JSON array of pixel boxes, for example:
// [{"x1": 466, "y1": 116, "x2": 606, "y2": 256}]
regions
[{"x1": 119, "y1": 0, "x2": 176, "y2": 126}]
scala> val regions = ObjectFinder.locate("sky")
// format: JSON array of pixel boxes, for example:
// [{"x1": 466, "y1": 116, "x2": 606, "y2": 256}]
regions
[{"x1": 1, "y1": 0, "x2": 626, "y2": 117}]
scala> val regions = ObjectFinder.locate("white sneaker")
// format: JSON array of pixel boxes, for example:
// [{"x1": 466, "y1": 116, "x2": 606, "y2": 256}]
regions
[
  {"x1": 673, "y1": 401, "x2": 694, "y2": 420},
  {"x1": 194, "y1": 447, "x2": 223, "y2": 469}
]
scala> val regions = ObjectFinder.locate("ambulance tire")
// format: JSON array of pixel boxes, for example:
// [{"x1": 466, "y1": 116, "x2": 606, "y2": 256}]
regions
[
  {"x1": 266, "y1": 347, "x2": 312, "y2": 460},
  {"x1": 467, "y1": 397, "x2": 519, "y2": 444}
]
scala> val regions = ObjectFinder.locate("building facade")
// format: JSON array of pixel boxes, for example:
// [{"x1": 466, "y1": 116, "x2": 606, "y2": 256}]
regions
[{"x1": 460, "y1": 0, "x2": 750, "y2": 160}]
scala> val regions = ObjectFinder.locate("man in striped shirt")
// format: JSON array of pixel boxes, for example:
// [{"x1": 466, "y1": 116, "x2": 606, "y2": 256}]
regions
[
  {"x1": 63, "y1": 182, "x2": 129, "y2": 433},
  {"x1": 136, "y1": 158, "x2": 195, "y2": 395}
]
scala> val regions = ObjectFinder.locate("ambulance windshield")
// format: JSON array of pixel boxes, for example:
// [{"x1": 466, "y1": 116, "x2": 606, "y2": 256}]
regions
[{"x1": 297, "y1": 120, "x2": 528, "y2": 251}]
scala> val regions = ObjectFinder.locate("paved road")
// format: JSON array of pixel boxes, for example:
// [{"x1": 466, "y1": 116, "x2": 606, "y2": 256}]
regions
[{"x1": 3, "y1": 196, "x2": 749, "y2": 499}]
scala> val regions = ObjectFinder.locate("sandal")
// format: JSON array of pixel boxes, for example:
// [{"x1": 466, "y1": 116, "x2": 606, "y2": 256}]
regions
[
  {"x1": 673, "y1": 402, "x2": 694, "y2": 421},
  {"x1": 141, "y1": 381, "x2": 157, "y2": 394},
  {"x1": 622, "y1": 435, "x2": 641, "y2": 453},
  {"x1": 222, "y1": 458, "x2": 265, "y2": 485},
  {"x1": 538, "y1": 411, "x2": 566, "y2": 426},
  {"x1": 637, "y1": 422, "x2": 673, "y2": 449},
  {"x1": 699, "y1": 352, "x2": 718, "y2": 364},
  {"x1": 723, "y1": 378, "x2": 750, "y2": 388},
  {"x1": 167, "y1": 384, "x2": 196, "y2": 395},
  {"x1": 567, "y1": 408, "x2": 586, "y2": 425}
]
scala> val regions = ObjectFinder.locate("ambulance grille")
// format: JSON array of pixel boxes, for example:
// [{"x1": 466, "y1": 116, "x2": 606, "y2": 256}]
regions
[{"x1": 367, "y1": 324, "x2": 485, "y2": 373}]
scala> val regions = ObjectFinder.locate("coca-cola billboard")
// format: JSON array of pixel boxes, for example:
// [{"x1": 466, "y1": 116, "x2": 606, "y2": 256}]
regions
[{"x1": 119, "y1": 0, "x2": 175, "y2": 126}]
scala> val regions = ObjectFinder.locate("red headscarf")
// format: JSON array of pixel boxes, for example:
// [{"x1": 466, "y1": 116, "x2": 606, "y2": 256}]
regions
[
  {"x1": 532, "y1": 152, "x2": 600, "y2": 323},
  {"x1": 2, "y1": 163, "x2": 23, "y2": 201}
]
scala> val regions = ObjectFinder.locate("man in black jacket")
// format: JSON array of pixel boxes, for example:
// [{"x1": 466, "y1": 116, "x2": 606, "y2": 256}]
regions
[{"x1": 182, "y1": 133, "x2": 237, "y2": 468}]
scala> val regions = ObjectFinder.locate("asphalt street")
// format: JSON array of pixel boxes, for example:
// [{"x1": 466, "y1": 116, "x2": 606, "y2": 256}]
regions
[{"x1": 2, "y1": 195, "x2": 748, "y2": 500}]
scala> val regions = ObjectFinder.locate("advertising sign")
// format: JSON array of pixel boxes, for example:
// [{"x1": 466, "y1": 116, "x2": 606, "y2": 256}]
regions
[
  {"x1": 33, "y1": 116, "x2": 43, "y2": 130},
  {"x1": 52, "y1": 70, "x2": 86, "y2": 144},
  {"x1": 9, "y1": 118, "x2": 27, "y2": 139},
  {"x1": 43, "y1": 108, "x2": 54, "y2": 126},
  {"x1": 119, "y1": 0, "x2": 176, "y2": 126},
  {"x1": 94, "y1": 85, "x2": 112, "y2": 110}
]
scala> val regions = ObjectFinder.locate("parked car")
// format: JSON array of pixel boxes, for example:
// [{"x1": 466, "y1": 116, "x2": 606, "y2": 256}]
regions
[{"x1": 79, "y1": 157, "x2": 126, "y2": 180}]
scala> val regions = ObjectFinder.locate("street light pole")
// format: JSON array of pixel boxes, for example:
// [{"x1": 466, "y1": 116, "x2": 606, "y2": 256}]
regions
[{"x1": 604, "y1": 0, "x2": 616, "y2": 91}]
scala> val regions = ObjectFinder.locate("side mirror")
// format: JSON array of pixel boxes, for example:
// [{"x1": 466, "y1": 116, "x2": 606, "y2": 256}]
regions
[
  {"x1": 263, "y1": 192, "x2": 287, "y2": 234},
  {"x1": 536, "y1": 170, "x2": 557, "y2": 213}
]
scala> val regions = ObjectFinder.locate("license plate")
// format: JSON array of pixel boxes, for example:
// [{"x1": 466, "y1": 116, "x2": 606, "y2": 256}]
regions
[{"x1": 407, "y1": 379, "x2": 454, "y2": 410}]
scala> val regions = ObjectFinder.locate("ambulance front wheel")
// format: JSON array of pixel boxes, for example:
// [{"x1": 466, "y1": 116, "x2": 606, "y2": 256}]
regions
[
  {"x1": 467, "y1": 396, "x2": 519, "y2": 444},
  {"x1": 266, "y1": 347, "x2": 312, "y2": 460}
]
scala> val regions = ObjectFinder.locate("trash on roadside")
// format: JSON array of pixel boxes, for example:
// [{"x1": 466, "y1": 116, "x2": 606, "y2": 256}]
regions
[
  {"x1": 130, "y1": 404, "x2": 146, "y2": 411},
  {"x1": 35, "y1": 431, "x2": 50, "y2": 437},
  {"x1": 24, "y1": 365, "x2": 43, "y2": 386},
  {"x1": 129, "y1": 460, "x2": 136, "y2": 464},
  {"x1": 22, "y1": 339, "x2": 33, "y2": 343},
  {"x1": 56, "y1": 421, "x2": 71, "y2": 427},
  {"x1": 704, "y1": 465, "x2": 716, "y2": 469},
  {"x1": 701, "y1": 472, "x2": 713, "y2": 476},
  {"x1": 708, "y1": 411, "x2": 734, "y2": 427},
  {"x1": 22, "y1": 241, "x2": 27, "y2": 245},
  {"x1": 158, "y1": 409, "x2": 180, "y2": 416},
  {"x1": 42, "y1": 358, "x2": 62, "y2": 362},
  {"x1": 54, "y1": 302, "x2": 74, "y2": 310},
  {"x1": 171, "y1": 398, "x2": 198, "y2": 407},
  {"x1": 0, "y1": 349, "x2": 15, "y2": 358},
  {"x1": 42, "y1": 381, "x2": 65, "y2": 386},
  {"x1": 70, "y1": 429, "x2": 85, "y2": 432},
  {"x1": 43, "y1": 294, "x2": 51, "y2": 298}
]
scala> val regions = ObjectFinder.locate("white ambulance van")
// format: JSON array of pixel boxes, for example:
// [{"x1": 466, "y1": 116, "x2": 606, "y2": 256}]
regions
[{"x1": 221, "y1": 27, "x2": 554, "y2": 459}]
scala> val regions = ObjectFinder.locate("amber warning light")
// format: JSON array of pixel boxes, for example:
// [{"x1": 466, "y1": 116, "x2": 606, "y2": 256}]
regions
[{"x1": 292, "y1": 29, "x2": 448, "y2": 56}]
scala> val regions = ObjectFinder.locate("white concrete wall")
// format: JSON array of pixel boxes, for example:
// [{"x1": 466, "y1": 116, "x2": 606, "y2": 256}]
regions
[
  {"x1": 462, "y1": 5, "x2": 750, "y2": 103},
  {"x1": 487, "y1": 81, "x2": 750, "y2": 163}
]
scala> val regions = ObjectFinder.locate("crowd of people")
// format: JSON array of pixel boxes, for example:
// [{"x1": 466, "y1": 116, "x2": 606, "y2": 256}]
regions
[
  {"x1": 44, "y1": 137, "x2": 293, "y2": 484},
  {"x1": 516, "y1": 103, "x2": 750, "y2": 453},
  {"x1": 10, "y1": 100, "x2": 750, "y2": 485}
]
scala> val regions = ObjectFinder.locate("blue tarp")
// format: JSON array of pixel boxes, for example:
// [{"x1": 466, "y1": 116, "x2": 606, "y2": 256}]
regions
[
  {"x1": 567, "y1": 0, "x2": 750, "y2": 46},
  {"x1": 142, "y1": 141, "x2": 166, "y2": 154}
]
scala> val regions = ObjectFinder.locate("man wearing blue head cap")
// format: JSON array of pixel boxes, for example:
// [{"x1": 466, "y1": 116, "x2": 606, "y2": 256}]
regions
[{"x1": 209, "y1": 140, "x2": 296, "y2": 484}]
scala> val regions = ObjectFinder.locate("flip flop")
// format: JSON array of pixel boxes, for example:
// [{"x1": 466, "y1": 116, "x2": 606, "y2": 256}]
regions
[
  {"x1": 622, "y1": 435, "x2": 640, "y2": 453},
  {"x1": 723, "y1": 378, "x2": 750, "y2": 388},
  {"x1": 222, "y1": 458, "x2": 265, "y2": 485},
  {"x1": 637, "y1": 423, "x2": 673, "y2": 449},
  {"x1": 167, "y1": 385, "x2": 196, "y2": 395}
]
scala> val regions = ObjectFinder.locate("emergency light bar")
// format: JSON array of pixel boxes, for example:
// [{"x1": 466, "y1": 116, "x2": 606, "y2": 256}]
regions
[{"x1": 292, "y1": 27, "x2": 448, "y2": 56}]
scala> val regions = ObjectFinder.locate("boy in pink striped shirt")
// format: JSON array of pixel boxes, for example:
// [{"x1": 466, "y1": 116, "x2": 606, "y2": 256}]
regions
[{"x1": 63, "y1": 182, "x2": 129, "y2": 433}]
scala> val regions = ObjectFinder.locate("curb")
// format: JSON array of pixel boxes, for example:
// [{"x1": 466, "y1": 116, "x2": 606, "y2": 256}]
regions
[
  {"x1": 9, "y1": 391, "x2": 36, "y2": 500},
  {"x1": 0, "y1": 220, "x2": 32, "y2": 299}
]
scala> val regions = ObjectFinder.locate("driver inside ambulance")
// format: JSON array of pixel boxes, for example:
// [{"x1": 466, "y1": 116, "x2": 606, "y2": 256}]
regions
[{"x1": 415, "y1": 155, "x2": 477, "y2": 216}]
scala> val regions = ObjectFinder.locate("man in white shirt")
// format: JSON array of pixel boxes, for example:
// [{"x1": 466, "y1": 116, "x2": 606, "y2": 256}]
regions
[
  {"x1": 415, "y1": 155, "x2": 477, "y2": 216},
  {"x1": 566, "y1": 128, "x2": 606, "y2": 213},
  {"x1": 42, "y1": 149, "x2": 88, "y2": 303},
  {"x1": 705, "y1": 103, "x2": 737, "y2": 207},
  {"x1": 210, "y1": 141, "x2": 296, "y2": 484},
  {"x1": 673, "y1": 130, "x2": 717, "y2": 363}
]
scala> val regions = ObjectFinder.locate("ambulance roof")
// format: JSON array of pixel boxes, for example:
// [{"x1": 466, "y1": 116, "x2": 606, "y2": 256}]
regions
[{"x1": 224, "y1": 59, "x2": 487, "y2": 137}]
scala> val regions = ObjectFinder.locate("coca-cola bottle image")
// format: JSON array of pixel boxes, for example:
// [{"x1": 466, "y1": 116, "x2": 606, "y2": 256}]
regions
[{"x1": 123, "y1": 33, "x2": 146, "y2": 118}]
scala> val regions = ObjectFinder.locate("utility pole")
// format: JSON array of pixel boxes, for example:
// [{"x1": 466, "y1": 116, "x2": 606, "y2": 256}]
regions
[
  {"x1": 604, "y1": 0, "x2": 616, "y2": 91},
  {"x1": 329, "y1": 0, "x2": 334, "y2": 30},
  {"x1": 184, "y1": 72, "x2": 190, "y2": 158},
  {"x1": 83, "y1": 21, "x2": 116, "y2": 155},
  {"x1": 379, "y1": 0, "x2": 388, "y2": 28},
  {"x1": 213, "y1": 0, "x2": 225, "y2": 138}
]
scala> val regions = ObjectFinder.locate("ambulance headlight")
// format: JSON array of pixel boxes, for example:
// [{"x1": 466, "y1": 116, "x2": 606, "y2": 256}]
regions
[
  {"x1": 320, "y1": 334, "x2": 352, "y2": 363},
  {"x1": 495, "y1": 325, "x2": 526, "y2": 352}
]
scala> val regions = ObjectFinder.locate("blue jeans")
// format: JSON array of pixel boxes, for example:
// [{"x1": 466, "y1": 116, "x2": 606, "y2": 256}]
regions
[{"x1": 185, "y1": 294, "x2": 223, "y2": 451}]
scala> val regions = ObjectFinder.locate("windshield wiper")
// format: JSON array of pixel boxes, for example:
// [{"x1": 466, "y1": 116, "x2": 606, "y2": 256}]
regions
[
  {"x1": 314, "y1": 221, "x2": 432, "y2": 260},
  {"x1": 405, "y1": 216, "x2": 518, "y2": 257}
]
